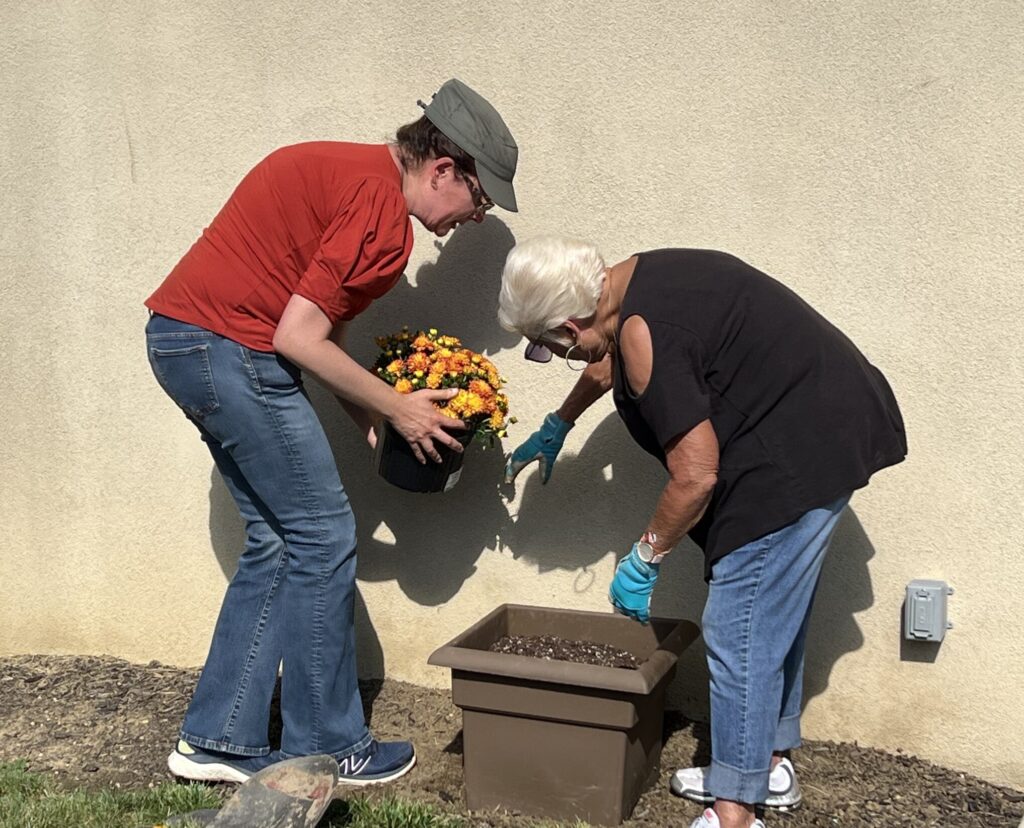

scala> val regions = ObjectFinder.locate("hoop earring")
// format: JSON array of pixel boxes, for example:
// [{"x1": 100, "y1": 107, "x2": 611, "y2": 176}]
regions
[{"x1": 565, "y1": 343, "x2": 591, "y2": 372}]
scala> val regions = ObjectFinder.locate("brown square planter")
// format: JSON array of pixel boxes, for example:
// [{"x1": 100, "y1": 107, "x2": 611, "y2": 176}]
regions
[{"x1": 428, "y1": 603, "x2": 700, "y2": 826}]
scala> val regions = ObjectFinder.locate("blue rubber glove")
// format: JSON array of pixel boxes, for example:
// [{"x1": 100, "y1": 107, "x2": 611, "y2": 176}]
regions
[
  {"x1": 608, "y1": 543, "x2": 660, "y2": 625},
  {"x1": 504, "y1": 412, "x2": 574, "y2": 484}
]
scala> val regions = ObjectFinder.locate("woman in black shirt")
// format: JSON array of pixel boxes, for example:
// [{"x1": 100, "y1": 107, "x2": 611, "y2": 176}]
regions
[{"x1": 499, "y1": 236, "x2": 905, "y2": 828}]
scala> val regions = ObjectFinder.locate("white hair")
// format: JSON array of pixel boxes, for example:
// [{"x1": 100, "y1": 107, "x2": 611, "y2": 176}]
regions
[{"x1": 497, "y1": 236, "x2": 606, "y2": 339}]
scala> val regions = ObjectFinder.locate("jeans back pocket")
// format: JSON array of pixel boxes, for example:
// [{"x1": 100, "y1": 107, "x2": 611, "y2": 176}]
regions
[{"x1": 148, "y1": 342, "x2": 221, "y2": 419}]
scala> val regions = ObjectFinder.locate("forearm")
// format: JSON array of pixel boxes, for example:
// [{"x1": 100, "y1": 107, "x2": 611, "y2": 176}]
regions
[
  {"x1": 646, "y1": 477, "x2": 715, "y2": 555},
  {"x1": 336, "y1": 393, "x2": 374, "y2": 433},
  {"x1": 556, "y1": 360, "x2": 613, "y2": 424},
  {"x1": 284, "y1": 337, "x2": 400, "y2": 420}
]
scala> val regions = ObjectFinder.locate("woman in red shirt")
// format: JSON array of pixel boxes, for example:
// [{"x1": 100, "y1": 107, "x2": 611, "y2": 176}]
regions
[{"x1": 145, "y1": 79, "x2": 518, "y2": 787}]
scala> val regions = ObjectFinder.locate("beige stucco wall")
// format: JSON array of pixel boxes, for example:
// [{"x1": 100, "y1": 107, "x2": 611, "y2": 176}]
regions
[{"x1": 2, "y1": 0, "x2": 1022, "y2": 791}]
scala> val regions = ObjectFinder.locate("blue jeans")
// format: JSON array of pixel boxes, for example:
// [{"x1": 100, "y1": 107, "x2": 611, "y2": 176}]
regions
[
  {"x1": 145, "y1": 314, "x2": 371, "y2": 761},
  {"x1": 702, "y1": 495, "x2": 850, "y2": 803}
]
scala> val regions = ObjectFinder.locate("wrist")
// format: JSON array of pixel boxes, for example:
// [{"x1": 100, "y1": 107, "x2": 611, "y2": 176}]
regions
[
  {"x1": 379, "y1": 388, "x2": 403, "y2": 423},
  {"x1": 635, "y1": 531, "x2": 668, "y2": 564},
  {"x1": 546, "y1": 411, "x2": 575, "y2": 436}
]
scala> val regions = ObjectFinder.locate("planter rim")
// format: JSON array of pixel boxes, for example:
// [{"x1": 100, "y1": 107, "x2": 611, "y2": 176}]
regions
[{"x1": 428, "y1": 603, "x2": 699, "y2": 694}]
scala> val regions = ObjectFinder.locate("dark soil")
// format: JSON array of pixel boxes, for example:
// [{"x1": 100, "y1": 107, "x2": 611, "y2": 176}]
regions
[
  {"x1": 1, "y1": 655, "x2": 1021, "y2": 827},
  {"x1": 489, "y1": 634, "x2": 639, "y2": 669}
]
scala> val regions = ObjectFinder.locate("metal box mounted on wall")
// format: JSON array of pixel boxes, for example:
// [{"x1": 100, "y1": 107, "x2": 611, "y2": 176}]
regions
[{"x1": 904, "y1": 580, "x2": 954, "y2": 642}]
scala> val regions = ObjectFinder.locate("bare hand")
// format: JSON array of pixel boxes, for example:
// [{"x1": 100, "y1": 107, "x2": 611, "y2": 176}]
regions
[{"x1": 388, "y1": 388, "x2": 467, "y2": 464}]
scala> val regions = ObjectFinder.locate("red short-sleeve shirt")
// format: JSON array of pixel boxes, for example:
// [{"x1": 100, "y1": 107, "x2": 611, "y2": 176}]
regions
[{"x1": 146, "y1": 142, "x2": 413, "y2": 351}]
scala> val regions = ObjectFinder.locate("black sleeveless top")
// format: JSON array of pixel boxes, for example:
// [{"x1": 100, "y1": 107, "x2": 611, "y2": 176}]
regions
[{"x1": 612, "y1": 249, "x2": 906, "y2": 577}]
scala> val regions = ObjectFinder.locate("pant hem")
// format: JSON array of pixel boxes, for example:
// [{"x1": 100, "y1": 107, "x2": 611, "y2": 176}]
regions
[
  {"x1": 179, "y1": 730, "x2": 270, "y2": 757},
  {"x1": 279, "y1": 730, "x2": 373, "y2": 762},
  {"x1": 706, "y1": 757, "x2": 771, "y2": 804}
]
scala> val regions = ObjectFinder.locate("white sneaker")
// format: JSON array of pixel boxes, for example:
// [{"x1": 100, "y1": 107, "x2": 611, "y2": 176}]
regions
[
  {"x1": 689, "y1": 807, "x2": 766, "y2": 828},
  {"x1": 671, "y1": 757, "x2": 801, "y2": 810}
]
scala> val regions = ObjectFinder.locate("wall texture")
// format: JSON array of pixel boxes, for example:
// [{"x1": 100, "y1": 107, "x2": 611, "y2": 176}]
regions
[{"x1": 2, "y1": 0, "x2": 1022, "y2": 791}]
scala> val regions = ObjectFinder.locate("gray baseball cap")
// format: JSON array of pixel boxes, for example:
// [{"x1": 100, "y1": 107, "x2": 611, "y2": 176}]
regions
[{"x1": 418, "y1": 78, "x2": 519, "y2": 212}]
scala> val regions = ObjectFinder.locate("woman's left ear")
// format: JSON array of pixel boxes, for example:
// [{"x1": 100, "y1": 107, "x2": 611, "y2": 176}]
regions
[{"x1": 433, "y1": 157, "x2": 455, "y2": 182}]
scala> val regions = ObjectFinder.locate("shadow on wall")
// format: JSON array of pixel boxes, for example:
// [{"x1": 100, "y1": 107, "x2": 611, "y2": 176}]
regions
[
  {"x1": 347, "y1": 217, "x2": 522, "y2": 365},
  {"x1": 203, "y1": 216, "x2": 877, "y2": 711},
  {"x1": 314, "y1": 217, "x2": 520, "y2": 608},
  {"x1": 803, "y1": 508, "x2": 876, "y2": 706}
]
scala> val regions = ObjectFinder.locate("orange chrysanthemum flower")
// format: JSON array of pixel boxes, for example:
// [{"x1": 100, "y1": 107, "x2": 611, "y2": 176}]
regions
[
  {"x1": 407, "y1": 352, "x2": 431, "y2": 372},
  {"x1": 373, "y1": 327, "x2": 511, "y2": 443},
  {"x1": 469, "y1": 379, "x2": 494, "y2": 398}
]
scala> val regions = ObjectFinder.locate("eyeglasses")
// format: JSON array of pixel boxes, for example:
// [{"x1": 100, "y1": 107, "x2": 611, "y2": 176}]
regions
[
  {"x1": 462, "y1": 174, "x2": 495, "y2": 220},
  {"x1": 524, "y1": 340, "x2": 553, "y2": 363},
  {"x1": 524, "y1": 329, "x2": 573, "y2": 363}
]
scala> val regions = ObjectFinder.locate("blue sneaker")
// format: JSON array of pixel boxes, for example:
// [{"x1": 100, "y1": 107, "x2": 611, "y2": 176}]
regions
[
  {"x1": 335, "y1": 739, "x2": 416, "y2": 786},
  {"x1": 167, "y1": 740, "x2": 282, "y2": 783}
]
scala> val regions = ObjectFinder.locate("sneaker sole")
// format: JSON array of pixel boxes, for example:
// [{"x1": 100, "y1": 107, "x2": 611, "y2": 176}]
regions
[
  {"x1": 766, "y1": 797, "x2": 802, "y2": 812},
  {"x1": 669, "y1": 780, "x2": 802, "y2": 811},
  {"x1": 669, "y1": 779, "x2": 716, "y2": 804},
  {"x1": 167, "y1": 750, "x2": 253, "y2": 784},
  {"x1": 335, "y1": 754, "x2": 416, "y2": 788}
]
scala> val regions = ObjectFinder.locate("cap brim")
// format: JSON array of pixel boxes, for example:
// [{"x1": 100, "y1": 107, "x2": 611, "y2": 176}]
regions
[{"x1": 476, "y1": 164, "x2": 518, "y2": 213}]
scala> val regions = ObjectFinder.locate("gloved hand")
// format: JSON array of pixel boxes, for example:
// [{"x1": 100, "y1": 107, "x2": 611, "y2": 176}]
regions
[
  {"x1": 504, "y1": 412, "x2": 573, "y2": 484},
  {"x1": 608, "y1": 543, "x2": 660, "y2": 624}
]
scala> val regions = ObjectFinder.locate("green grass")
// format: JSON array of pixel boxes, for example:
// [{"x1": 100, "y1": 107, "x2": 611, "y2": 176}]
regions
[
  {"x1": 0, "y1": 760, "x2": 221, "y2": 827},
  {"x1": 323, "y1": 794, "x2": 465, "y2": 826},
  {"x1": 0, "y1": 761, "x2": 465, "y2": 828}
]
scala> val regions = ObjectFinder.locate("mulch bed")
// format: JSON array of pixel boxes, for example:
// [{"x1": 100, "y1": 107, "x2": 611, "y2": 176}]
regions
[{"x1": 0, "y1": 655, "x2": 1021, "y2": 827}]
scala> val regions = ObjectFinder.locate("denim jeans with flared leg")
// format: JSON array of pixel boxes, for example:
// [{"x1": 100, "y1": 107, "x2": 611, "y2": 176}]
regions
[
  {"x1": 145, "y1": 313, "x2": 372, "y2": 761},
  {"x1": 702, "y1": 494, "x2": 850, "y2": 803}
]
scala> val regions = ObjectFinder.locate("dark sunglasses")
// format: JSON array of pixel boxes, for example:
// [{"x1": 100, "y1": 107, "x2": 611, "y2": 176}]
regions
[
  {"x1": 524, "y1": 341, "x2": 553, "y2": 363},
  {"x1": 524, "y1": 328, "x2": 574, "y2": 363}
]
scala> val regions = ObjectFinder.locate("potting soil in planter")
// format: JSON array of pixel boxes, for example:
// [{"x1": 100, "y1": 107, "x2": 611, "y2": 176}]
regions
[{"x1": 489, "y1": 633, "x2": 639, "y2": 669}]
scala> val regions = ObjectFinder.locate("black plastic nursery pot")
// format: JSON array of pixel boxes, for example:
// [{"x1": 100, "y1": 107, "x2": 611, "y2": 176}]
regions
[
  {"x1": 374, "y1": 422, "x2": 474, "y2": 493},
  {"x1": 428, "y1": 603, "x2": 700, "y2": 826}
]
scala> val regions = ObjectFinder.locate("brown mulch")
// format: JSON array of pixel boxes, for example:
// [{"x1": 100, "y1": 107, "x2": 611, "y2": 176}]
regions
[{"x1": 0, "y1": 655, "x2": 1021, "y2": 827}]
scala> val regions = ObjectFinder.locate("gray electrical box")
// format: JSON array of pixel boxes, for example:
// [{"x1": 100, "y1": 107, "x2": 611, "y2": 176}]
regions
[{"x1": 904, "y1": 579, "x2": 954, "y2": 642}]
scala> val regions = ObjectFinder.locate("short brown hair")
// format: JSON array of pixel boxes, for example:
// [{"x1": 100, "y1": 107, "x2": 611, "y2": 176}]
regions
[{"x1": 394, "y1": 115, "x2": 478, "y2": 178}]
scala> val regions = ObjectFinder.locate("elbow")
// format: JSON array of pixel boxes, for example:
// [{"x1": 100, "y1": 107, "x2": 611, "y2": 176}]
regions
[
  {"x1": 672, "y1": 467, "x2": 717, "y2": 499},
  {"x1": 694, "y1": 469, "x2": 718, "y2": 499},
  {"x1": 272, "y1": 327, "x2": 299, "y2": 363}
]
